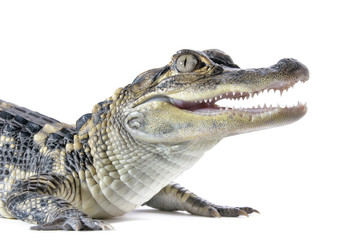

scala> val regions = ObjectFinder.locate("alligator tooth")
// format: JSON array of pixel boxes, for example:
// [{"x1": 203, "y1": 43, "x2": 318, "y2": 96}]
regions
[
  {"x1": 204, "y1": 99, "x2": 208, "y2": 103},
  {"x1": 215, "y1": 97, "x2": 218, "y2": 101},
  {"x1": 220, "y1": 94, "x2": 223, "y2": 99},
  {"x1": 233, "y1": 92, "x2": 236, "y2": 96}
]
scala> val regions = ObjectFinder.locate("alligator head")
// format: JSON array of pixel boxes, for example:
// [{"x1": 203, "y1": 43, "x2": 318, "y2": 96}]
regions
[{"x1": 122, "y1": 49, "x2": 309, "y2": 144}]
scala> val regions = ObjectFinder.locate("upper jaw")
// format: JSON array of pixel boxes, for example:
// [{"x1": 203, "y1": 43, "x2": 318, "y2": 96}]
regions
[
  {"x1": 161, "y1": 58, "x2": 309, "y2": 115},
  {"x1": 166, "y1": 58, "x2": 309, "y2": 103}
]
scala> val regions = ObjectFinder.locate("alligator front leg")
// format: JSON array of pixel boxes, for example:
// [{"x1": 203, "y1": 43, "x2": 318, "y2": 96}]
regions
[
  {"x1": 5, "y1": 175, "x2": 111, "y2": 230},
  {"x1": 144, "y1": 183, "x2": 259, "y2": 217}
]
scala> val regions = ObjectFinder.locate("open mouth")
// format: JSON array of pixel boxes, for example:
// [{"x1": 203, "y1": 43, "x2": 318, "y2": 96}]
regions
[{"x1": 166, "y1": 80, "x2": 307, "y2": 115}]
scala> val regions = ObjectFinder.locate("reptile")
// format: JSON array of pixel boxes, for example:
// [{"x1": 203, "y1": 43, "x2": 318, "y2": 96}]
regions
[{"x1": 0, "y1": 49, "x2": 309, "y2": 230}]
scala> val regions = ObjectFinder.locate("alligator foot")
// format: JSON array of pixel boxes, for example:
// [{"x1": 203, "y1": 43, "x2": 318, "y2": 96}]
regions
[
  {"x1": 6, "y1": 176, "x2": 113, "y2": 231},
  {"x1": 30, "y1": 209, "x2": 113, "y2": 231},
  {"x1": 144, "y1": 183, "x2": 259, "y2": 218}
]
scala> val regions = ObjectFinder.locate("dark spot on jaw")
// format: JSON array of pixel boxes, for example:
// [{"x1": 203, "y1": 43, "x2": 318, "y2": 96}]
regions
[{"x1": 155, "y1": 125, "x2": 175, "y2": 134}]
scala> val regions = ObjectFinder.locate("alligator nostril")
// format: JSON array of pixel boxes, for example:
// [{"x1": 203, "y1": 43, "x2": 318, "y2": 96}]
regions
[
  {"x1": 275, "y1": 58, "x2": 309, "y2": 80},
  {"x1": 277, "y1": 58, "x2": 298, "y2": 67}
]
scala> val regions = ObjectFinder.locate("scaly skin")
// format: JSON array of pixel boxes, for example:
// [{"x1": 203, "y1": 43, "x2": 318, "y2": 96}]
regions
[{"x1": 0, "y1": 49, "x2": 309, "y2": 230}]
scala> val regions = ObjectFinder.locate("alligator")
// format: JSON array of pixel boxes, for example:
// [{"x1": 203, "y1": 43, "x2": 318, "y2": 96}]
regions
[{"x1": 0, "y1": 49, "x2": 309, "y2": 230}]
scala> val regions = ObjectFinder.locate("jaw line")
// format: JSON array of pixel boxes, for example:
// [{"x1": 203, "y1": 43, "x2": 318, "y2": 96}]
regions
[{"x1": 161, "y1": 79, "x2": 308, "y2": 117}]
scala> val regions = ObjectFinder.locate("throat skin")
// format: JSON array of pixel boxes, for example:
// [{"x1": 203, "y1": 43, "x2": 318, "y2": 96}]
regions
[{"x1": 81, "y1": 107, "x2": 220, "y2": 217}]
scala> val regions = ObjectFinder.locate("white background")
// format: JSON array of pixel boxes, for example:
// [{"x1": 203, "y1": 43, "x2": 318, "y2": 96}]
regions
[{"x1": 0, "y1": 0, "x2": 360, "y2": 239}]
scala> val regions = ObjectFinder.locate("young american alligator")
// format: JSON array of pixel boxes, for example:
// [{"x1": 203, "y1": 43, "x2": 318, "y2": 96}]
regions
[{"x1": 0, "y1": 49, "x2": 309, "y2": 230}]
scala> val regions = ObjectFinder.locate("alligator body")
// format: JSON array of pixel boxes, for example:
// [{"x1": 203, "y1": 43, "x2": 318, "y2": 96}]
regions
[{"x1": 0, "y1": 49, "x2": 309, "y2": 230}]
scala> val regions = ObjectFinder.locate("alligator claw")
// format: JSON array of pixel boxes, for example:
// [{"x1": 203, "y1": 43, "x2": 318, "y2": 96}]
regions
[
  {"x1": 211, "y1": 206, "x2": 259, "y2": 217},
  {"x1": 207, "y1": 206, "x2": 221, "y2": 218},
  {"x1": 238, "y1": 209, "x2": 249, "y2": 217},
  {"x1": 99, "y1": 222, "x2": 114, "y2": 230},
  {"x1": 239, "y1": 207, "x2": 260, "y2": 215},
  {"x1": 252, "y1": 209, "x2": 260, "y2": 214}
]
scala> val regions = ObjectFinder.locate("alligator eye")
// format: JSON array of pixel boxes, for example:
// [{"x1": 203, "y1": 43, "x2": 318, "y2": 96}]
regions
[{"x1": 176, "y1": 54, "x2": 198, "y2": 73}]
